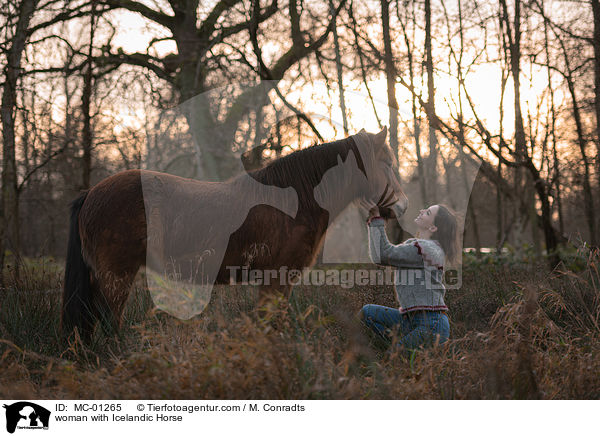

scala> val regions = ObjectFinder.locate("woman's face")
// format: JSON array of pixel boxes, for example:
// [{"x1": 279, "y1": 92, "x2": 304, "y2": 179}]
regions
[{"x1": 414, "y1": 205, "x2": 440, "y2": 232}]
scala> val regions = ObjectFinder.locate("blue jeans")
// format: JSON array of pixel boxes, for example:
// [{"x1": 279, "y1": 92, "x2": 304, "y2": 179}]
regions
[{"x1": 360, "y1": 304, "x2": 450, "y2": 351}]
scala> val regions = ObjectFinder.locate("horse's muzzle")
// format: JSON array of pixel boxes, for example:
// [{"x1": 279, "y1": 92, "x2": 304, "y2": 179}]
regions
[
  {"x1": 379, "y1": 199, "x2": 408, "y2": 220},
  {"x1": 390, "y1": 198, "x2": 408, "y2": 218}
]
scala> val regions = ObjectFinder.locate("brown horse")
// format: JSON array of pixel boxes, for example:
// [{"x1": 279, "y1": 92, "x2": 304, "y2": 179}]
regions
[{"x1": 61, "y1": 128, "x2": 408, "y2": 338}]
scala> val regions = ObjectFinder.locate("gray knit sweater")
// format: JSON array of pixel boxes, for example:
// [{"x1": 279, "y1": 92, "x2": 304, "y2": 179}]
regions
[{"x1": 367, "y1": 217, "x2": 448, "y2": 314}]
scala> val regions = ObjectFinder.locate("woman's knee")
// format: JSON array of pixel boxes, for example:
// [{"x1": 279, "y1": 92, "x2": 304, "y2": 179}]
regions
[
  {"x1": 359, "y1": 304, "x2": 377, "y2": 321},
  {"x1": 399, "y1": 322, "x2": 449, "y2": 350}
]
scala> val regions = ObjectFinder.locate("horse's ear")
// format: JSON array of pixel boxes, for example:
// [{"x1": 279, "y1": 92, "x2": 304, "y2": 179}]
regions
[{"x1": 374, "y1": 126, "x2": 388, "y2": 146}]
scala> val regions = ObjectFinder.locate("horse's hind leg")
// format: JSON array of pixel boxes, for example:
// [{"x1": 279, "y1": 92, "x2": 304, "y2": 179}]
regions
[
  {"x1": 87, "y1": 236, "x2": 145, "y2": 335},
  {"x1": 92, "y1": 268, "x2": 139, "y2": 335}
]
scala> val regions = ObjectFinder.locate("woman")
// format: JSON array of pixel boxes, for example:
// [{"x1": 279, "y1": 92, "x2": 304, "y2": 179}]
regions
[{"x1": 359, "y1": 199, "x2": 460, "y2": 353}]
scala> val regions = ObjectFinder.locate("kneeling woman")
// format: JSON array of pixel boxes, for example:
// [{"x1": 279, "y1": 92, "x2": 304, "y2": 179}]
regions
[{"x1": 360, "y1": 201, "x2": 459, "y2": 353}]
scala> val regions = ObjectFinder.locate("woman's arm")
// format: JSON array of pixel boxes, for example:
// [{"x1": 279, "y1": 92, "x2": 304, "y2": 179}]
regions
[{"x1": 367, "y1": 217, "x2": 424, "y2": 268}]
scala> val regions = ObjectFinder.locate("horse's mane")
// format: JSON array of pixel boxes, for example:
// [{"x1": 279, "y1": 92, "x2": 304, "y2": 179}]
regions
[{"x1": 245, "y1": 135, "x2": 367, "y2": 211}]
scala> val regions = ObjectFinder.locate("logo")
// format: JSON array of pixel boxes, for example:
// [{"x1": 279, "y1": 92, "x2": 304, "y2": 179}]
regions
[{"x1": 3, "y1": 402, "x2": 50, "y2": 433}]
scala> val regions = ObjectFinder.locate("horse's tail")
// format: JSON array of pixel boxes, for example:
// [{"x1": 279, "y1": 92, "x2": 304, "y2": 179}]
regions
[{"x1": 61, "y1": 191, "x2": 94, "y2": 338}]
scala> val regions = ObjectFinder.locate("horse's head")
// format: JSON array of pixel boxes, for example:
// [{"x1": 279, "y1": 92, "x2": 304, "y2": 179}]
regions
[{"x1": 356, "y1": 127, "x2": 408, "y2": 219}]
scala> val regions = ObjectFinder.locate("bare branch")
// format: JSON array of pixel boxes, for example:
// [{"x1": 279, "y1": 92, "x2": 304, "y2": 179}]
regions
[
  {"x1": 94, "y1": 50, "x2": 172, "y2": 82},
  {"x1": 100, "y1": 0, "x2": 175, "y2": 29}
]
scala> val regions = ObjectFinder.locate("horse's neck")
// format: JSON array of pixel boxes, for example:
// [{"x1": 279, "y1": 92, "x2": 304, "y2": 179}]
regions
[
  {"x1": 232, "y1": 138, "x2": 367, "y2": 221},
  {"x1": 231, "y1": 175, "x2": 299, "y2": 219},
  {"x1": 319, "y1": 180, "x2": 360, "y2": 220},
  {"x1": 312, "y1": 145, "x2": 366, "y2": 222}
]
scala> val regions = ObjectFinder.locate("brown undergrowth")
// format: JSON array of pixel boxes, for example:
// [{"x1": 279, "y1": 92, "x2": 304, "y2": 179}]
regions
[{"x1": 0, "y1": 251, "x2": 599, "y2": 399}]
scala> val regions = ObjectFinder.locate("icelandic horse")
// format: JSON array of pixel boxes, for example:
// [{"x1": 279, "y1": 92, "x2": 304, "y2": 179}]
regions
[{"x1": 61, "y1": 127, "x2": 408, "y2": 338}]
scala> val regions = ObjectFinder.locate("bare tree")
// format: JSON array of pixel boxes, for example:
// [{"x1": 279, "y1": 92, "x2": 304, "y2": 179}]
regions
[
  {"x1": 424, "y1": 0, "x2": 438, "y2": 204},
  {"x1": 330, "y1": 0, "x2": 349, "y2": 135},
  {"x1": 0, "y1": 0, "x2": 99, "y2": 279},
  {"x1": 81, "y1": 0, "x2": 96, "y2": 190},
  {"x1": 0, "y1": 0, "x2": 40, "y2": 283},
  {"x1": 397, "y1": 0, "x2": 427, "y2": 205},
  {"x1": 546, "y1": 23, "x2": 597, "y2": 246},
  {"x1": 592, "y1": 0, "x2": 600, "y2": 210},
  {"x1": 96, "y1": 0, "x2": 346, "y2": 180},
  {"x1": 381, "y1": 0, "x2": 400, "y2": 158}
]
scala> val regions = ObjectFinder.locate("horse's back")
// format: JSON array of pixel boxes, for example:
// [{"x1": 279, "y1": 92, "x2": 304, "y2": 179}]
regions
[{"x1": 78, "y1": 169, "x2": 219, "y2": 271}]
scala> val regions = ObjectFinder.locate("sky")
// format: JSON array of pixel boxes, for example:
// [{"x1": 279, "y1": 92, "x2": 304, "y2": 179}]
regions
[{"x1": 59, "y1": 0, "x2": 571, "y2": 180}]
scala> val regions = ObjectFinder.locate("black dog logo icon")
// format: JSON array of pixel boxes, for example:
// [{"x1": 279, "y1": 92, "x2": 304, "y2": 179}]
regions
[{"x1": 3, "y1": 402, "x2": 50, "y2": 433}]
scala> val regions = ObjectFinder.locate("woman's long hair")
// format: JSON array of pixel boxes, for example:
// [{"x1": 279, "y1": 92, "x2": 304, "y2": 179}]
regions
[{"x1": 431, "y1": 204, "x2": 461, "y2": 265}]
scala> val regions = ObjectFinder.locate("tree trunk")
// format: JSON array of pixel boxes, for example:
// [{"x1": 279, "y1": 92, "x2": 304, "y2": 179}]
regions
[
  {"x1": 459, "y1": 126, "x2": 482, "y2": 257},
  {"x1": 533, "y1": 167, "x2": 560, "y2": 268},
  {"x1": 381, "y1": 0, "x2": 399, "y2": 158},
  {"x1": 551, "y1": 142, "x2": 564, "y2": 235},
  {"x1": 591, "y1": 0, "x2": 600, "y2": 240},
  {"x1": 502, "y1": 0, "x2": 545, "y2": 255},
  {"x1": 508, "y1": 0, "x2": 527, "y2": 157},
  {"x1": 566, "y1": 73, "x2": 597, "y2": 246},
  {"x1": 349, "y1": 3, "x2": 382, "y2": 128},
  {"x1": 543, "y1": 11, "x2": 564, "y2": 236},
  {"x1": 424, "y1": 0, "x2": 438, "y2": 204},
  {"x1": 496, "y1": 160, "x2": 504, "y2": 253},
  {"x1": 81, "y1": 0, "x2": 96, "y2": 189},
  {"x1": 398, "y1": 4, "x2": 427, "y2": 205},
  {"x1": 0, "y1": 0, "x2": 39, "y2": 285},
  {"x1": 497, "y1": 11, "x2": 508, "y2": 254},
  {"x1": 330, "y1": 0, "x2": 348, "y2": 135}
]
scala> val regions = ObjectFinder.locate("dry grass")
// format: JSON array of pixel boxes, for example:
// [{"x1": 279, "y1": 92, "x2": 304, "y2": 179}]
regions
[{"x1": 1, "y1": 250, "x2": 599, "y2": 399}]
